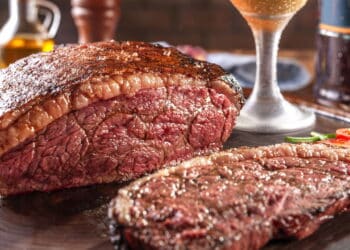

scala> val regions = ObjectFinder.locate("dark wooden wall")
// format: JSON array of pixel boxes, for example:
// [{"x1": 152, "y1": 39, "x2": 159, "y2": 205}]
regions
[{"x1": 0, "y1": 0, "x2": 318, "y2": 50}]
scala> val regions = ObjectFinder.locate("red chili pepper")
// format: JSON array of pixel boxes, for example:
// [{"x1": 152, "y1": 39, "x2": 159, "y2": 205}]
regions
[{"x1": 336, "y1": 128, "x2": 350, "y2": 140}]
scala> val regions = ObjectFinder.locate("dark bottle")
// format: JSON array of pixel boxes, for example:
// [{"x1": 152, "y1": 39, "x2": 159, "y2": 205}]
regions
[{"x1": 314, "y1": 0, "x2": 350, "y2": 106}]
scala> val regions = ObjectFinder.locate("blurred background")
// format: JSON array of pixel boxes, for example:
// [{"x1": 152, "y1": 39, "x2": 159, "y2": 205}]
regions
[{"x1": 0, "y1": 0, "x2": 318, "y2": 50}]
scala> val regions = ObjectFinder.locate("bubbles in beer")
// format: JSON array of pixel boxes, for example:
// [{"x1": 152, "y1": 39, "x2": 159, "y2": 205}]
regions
[
  {"x1": 230, "y1": 0, "x2": 308, "y2": 30},
  {"x1": 231, "y1": 0, "x2": 308, "y2": 16}
]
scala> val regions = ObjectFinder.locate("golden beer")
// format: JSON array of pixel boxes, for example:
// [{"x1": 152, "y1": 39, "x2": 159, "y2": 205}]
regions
[{"x1": 230, "y1": 0, "x2": 308, "y2": 30}]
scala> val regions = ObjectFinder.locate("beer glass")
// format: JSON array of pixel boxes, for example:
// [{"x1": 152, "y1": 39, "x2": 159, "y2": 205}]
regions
[{"x1": 230, "y1": 0, "x2": 315, "y2": 133}]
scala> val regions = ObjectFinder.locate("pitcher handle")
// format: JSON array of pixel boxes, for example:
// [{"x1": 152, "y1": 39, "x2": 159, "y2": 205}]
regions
[
  {"x1": 39, "y1": 8, "x2": 53, "y2": 30},
  {"x1": 36, "y1": 0, "x2": 61, "y2": 38}
]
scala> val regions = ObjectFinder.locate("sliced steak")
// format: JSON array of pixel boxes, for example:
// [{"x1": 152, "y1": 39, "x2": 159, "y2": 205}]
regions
[
  {"x1": 109, "y1": 143, "x2": 350, "y2": 250},
  {"x1": 0, "y1": 41, "x2": 243, "y2": 196}
]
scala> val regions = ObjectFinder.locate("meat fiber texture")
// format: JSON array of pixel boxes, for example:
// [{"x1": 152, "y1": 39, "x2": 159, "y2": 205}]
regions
[
  {"x1": 109, "y1": 143, "x2": 350, "y2": 250},
  {"x1": 0, "y1": 41, "x2": 243, "y2": 196}
]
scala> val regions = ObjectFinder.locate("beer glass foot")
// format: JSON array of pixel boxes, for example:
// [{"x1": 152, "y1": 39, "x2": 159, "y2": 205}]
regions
[{"x1": 235, "y1": 97, "x2": 315, "y2": 133}]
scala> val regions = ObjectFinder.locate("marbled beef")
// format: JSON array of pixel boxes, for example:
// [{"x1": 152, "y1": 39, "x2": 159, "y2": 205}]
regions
[{"x1": 0, "y1": 41, "x2": 243, "y2": 196}]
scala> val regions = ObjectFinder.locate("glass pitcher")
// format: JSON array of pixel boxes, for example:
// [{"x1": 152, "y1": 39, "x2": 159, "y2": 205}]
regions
[{"x1": 0, "y1": 0, "x2": 61, "y2": 68}]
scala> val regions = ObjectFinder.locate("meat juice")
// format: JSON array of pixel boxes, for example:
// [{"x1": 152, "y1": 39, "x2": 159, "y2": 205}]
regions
[{"x1": 314, "y1": 0, "x2": 350, "y2": 106}]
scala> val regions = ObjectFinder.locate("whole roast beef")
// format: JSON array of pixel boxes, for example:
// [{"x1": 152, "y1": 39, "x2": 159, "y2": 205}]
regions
[
  {"x1": 109, "y1": 143, "x2": 350, "y2": 250},
  {"x1": 0, "y1": 41, "x2": 243, "y2": 196}
]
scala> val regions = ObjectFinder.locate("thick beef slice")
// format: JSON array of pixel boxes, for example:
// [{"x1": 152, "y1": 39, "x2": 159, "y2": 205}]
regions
[
  {"x1": 0, "y1": 41, "x2": 243, "y2": 195},
  {"x1": 109, "y1": 143, "x2": 350, "y2": 250}
]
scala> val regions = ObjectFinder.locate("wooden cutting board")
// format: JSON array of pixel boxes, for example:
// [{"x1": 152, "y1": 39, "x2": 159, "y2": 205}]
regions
[{"x1": 0, "y1": 115, "x2": 349, "y2": 250}]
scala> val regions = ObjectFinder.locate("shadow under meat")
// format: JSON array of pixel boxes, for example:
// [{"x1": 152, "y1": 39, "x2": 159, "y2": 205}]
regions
[{"x1": 0, "y1": 182, "x2": 127, "y2": 217}]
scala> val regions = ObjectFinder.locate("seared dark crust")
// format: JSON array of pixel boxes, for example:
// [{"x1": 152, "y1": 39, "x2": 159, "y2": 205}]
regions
[
  {"x1": 109, "y1": 143, "x2": 350, "y2": 250},
  {"x1": 0, "y1": 41, "x2": 229, "y2": 117},
  {"x1": 219, "y1": 74, "x2": 244, "y2": 109}
]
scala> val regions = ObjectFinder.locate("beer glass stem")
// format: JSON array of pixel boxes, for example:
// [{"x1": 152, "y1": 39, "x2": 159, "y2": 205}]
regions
[
  {"x1": 235, "y1": 21, "x2": 315, "y2": 133},
  {"x1": 251, "y1": 28, "x2": 283, "y2": 103}
]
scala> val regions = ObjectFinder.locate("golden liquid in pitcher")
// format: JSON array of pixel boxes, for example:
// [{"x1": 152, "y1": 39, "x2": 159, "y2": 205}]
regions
[{"x1": 0, "y1": 35, "x2": 54, "y2": 68}]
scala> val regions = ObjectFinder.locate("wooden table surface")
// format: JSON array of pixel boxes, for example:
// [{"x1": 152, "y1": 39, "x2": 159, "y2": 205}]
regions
[{"x1": 0, "y1": 50, "x2": 349, "y2": 250}]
